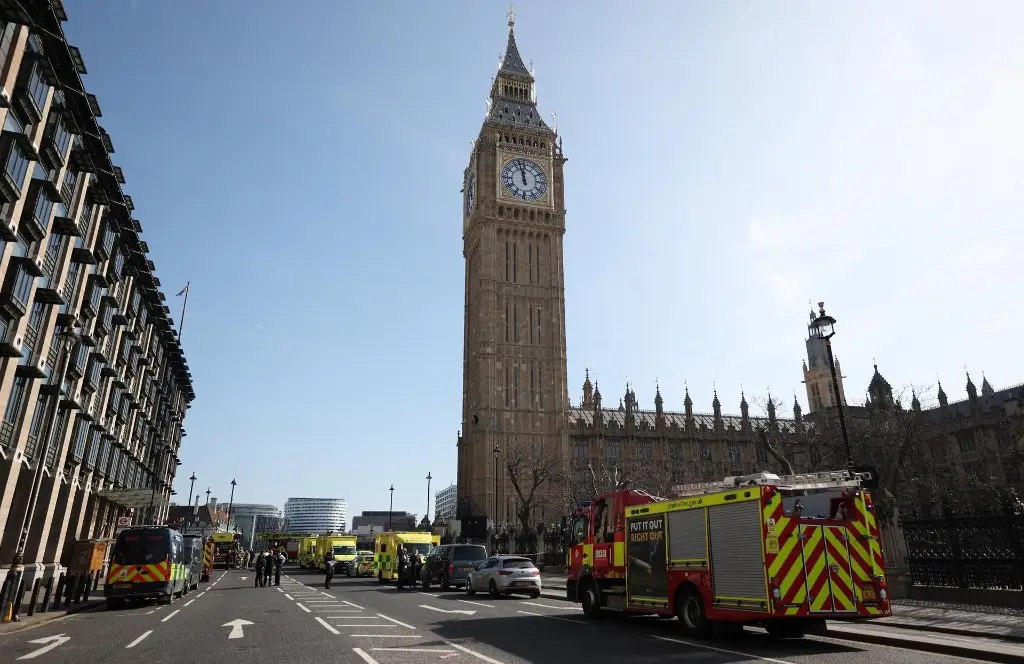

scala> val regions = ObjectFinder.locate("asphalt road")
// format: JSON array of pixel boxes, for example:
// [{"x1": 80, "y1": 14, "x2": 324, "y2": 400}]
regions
[{"x1": 0, "y1": 567, "x2": 1001, "y2": 664}]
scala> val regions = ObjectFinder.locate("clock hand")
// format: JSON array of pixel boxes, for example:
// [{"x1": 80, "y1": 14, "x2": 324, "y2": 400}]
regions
[{"x1": 518, "y1": 161, "x2": 527, "y2": 186}]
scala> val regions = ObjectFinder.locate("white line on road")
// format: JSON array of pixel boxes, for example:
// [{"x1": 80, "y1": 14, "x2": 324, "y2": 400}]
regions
[
  {"x1": 373, "y1": 648, "x2": 457, "y2": 654},
  {"x1": 377, "y1": 614, "x2": 416, "y2": 629},
  {"x1": 321, "y1": 591, "x2": 334, "y2": 597},
  {"x1": 650, "y1": 635, "x2": 795, "y2": 664},
  {"x1": 277, "y1": 588, "x2": 284, "y2": 593},
  {"x1": 458, "y1": 599, "x2": 496, "y2": 608},
  {"x1": 343, "y1": 599, "x2": 365, "y2": 609},
  {"x1": 315, "y1": 617, "x2": 340, "y2": 634},
  {"x1": 125, "y1": 630, "x2": 153, "y2": 649},
  {"x1": 296, "y1": 603, "x2": 311, "y2": 613},
  {"x1": 284, "y1": 594, "x2": 293, "y2": 600},
  {"x1": 336, "y1": 624, "x2": 395, "y2": 628},
  {"x1": 196, "y1": 592, "x2": 206, "y2": 598},
  {"x1": 353, "y1": 635, "x2": 421, "y2": 638},
  {"x1": 521, "y1": 601, "x2": 577, "y2": 611},
  {"x1": 444, "y1": 640, "x2": 508, "y2": 664},
  {"x1": 518, "y1": 610, "x2": 584, "y2": 624},
  {"x1": 161, "y1": 609, "x2": 180, "y2": 622},
  {"x1": 353, "y1": 648, "x2": 380, "y2": 664}
]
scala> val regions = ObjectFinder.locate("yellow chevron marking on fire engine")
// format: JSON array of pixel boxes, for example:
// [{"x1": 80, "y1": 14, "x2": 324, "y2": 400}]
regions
[
  {"x1": 823, "y1": 528, "x2": 856, "y2": 612},
  {"x1": 613, "y1": 541, "x2": 624, "y2": 567},
  {"x1": 801, "y1": 525, "x2": 834, "y2": 612}
]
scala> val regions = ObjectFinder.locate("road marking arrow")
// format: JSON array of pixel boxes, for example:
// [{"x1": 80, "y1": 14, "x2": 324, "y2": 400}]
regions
[
  {"x1": 18, "y1": 634, "x2": 71, "y2": 660},
  {"x1": 222, "y1": 619, "x2": 254, "y2": 639},
  {"x1": 419, "y1": 604, "x2": 476, "y2": 616}
]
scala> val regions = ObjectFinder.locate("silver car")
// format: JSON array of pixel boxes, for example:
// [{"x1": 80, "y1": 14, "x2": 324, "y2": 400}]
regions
[{"x1": 465, "y1": 555, "x2": 541, "y2": 598}]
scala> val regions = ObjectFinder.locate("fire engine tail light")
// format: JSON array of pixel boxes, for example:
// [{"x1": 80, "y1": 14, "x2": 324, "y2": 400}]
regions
[
  {"x1": 769, "y1": 577, "x2": 781, "y2": 600},
  {"x1": 448, "y1": 564, "x2": 454, "y2": 573}
]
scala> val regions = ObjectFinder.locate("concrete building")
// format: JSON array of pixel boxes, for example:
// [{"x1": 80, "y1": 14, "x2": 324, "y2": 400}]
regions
[
  {"x1": 351, "y1": 510, "x2": 417, "y2": 533},
  {"x1": 283, "y1": 497, "x2": 347, "y2": 533},
  {"x1": 434, "y1": 484, "x2": 457, "y2": 522},
  {"x1": 458, "y1": 9, "x2": 570, "y2": 523},
  {"x1": 227, "y1": 503, "x2": 281, "y2": 548},
  {"x1": 0, "y1": 5, "x2": 193, "y2": 588}
]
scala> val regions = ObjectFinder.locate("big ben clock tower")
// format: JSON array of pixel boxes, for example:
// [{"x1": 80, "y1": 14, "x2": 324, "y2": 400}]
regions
[{"x1": 459, "y1": 7, "x2": 569, "y2": 526}]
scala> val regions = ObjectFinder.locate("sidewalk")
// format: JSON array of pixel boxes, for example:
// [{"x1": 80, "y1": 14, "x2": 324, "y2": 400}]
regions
[
  {"x1": 539, "y1": 573, "x2": 1024, "y2": 642},
  {"x1": 0, "y1": 580, "x2": 105, "y2": 635}
]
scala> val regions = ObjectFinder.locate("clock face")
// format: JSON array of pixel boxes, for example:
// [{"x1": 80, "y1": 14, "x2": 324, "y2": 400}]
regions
[
  {"x1": 466, "y1": 174, "x2": 476, "y2": 216},
  {"x1": 501, "y1": 158, "x2": 547, "y2": 201}
]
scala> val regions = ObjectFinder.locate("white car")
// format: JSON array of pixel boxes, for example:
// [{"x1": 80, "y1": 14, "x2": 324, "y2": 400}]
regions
[{"x1": 466, "y1": 555, "x2": 541, "y2": 598}]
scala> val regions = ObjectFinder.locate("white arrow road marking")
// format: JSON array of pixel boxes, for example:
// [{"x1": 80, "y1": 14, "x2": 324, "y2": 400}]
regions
[
  {"x1": 125, "y1": 630, "x2": 153, "y2": 649},
  {"x1": 17, "y1": 634, "x2": 71, "y2": 660},
  {"x1": 223, "y1": 619, "x2": 254, "y2": 639},
  {"x1": 420, "y1": 604, "x2": 476, "y2": 616}
]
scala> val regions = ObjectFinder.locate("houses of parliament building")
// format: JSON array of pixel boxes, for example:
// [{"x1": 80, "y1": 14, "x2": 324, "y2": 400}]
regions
[{"x1": 456, "y1": 10, "x2": 1023, "y2": 525}]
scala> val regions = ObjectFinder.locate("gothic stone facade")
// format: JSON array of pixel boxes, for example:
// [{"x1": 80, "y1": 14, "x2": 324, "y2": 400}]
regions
[
  {"x1": 458, "y1": 14, "x2": 570, "y2": 522},
  {"x1": 0, "y1": 7, "x2": 193, "y2": 582}
]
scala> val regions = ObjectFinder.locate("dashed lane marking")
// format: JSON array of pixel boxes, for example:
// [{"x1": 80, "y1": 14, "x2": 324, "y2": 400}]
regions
[
  {"x1": 315, "y1": 617, "x2": 340, "y2": 634},
  {"x1": 377, "y1": 614, "x2": 416, "y2": 630},
  {"x1": 459, "y1": 599, "x2": 495, "y2": 608},
  {"x1": 520, "y1": 601, "x2": 578, "y2": 611},
  {"x1": 296, "y1": 603, "x2": 311, "y2": 613},
  {"x1": 373, "y1": 648, "x2": 458, "y2": 654},
  {"x1": 517, "y1": 610, "x2": 585, "y2": 624},
  {"x1": 353, "y1": 648, "x2": 380, "y2": 664},
  {"x1": 125, "y1": 630, "x2": 153, "y2": 649},
  {"x1": 352, "y1": 635, "x2": 421, "y2": 639},
  {"x1": 444, "y1": 640, "x2": 509, "y2": 664},
  {"x1": 284, "y1": 594, "x2": 293, "y2": 600},
  {"x1": 161, "y1": 610, "x2": 180, "y2": 622},
  {"x1": 184, "y1": 599, "x2": 196, "y2": 607},
  {"x1": 651, "y1": 635, "x2": 796, "y2": 664}
]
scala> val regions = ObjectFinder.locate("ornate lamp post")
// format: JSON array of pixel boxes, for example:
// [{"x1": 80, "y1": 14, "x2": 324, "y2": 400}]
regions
[
  {"x1": 227, "y1": 479, "x2": 237, "y2": 531},
  {"x1": 425, "y1": 472, "x2": 433, "y2": 526},
  {"x1": 186, "y1": 472, "x2": 197, "y2": 531},
  {"x1": 810, "y1": 301, "x2": 853, "y2": 470}
]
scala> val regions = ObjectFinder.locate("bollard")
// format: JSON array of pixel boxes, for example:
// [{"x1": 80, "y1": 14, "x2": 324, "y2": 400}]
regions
[
  {"x1": 27, "y1": 578, "x2": 41, "y2": 617},
  {"x1": 73, "y1": 574, "x2": 85, "y2": 604},
  {"x1": 62, "y1": 574, "x2": 74, "y2": 609},
  {"x1": 40, "y1": 576, "x2": 53, "y2": 614},
  {"x1": 52, "y1": 573, "x2": 65, "y2": 611},
  {"x1": 11, "y1": 577, "x2": 25, "y2": 621},
  {"x1": 92, "y1": 571, "x2": 99, "y2": 591},
  {"x1": 79, "y1": 571, "x2": 91, "y2": 602}
]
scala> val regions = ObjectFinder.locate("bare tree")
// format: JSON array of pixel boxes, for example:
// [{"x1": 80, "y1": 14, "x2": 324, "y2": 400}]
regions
[{"x1": 504, "y1": 438, "x2": 564, "y2": 533}]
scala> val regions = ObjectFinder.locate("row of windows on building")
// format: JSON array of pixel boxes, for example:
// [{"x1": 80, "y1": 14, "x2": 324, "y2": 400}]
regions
[
  {"x1": 570, "y1": 439, "x2": 772, "y2": 465},
  {"x1": 503, "y1": 297, "x2": 544, "y2": 345},
  {"x1": 504, "y1": 361, "x2": 545, "y2": 410},
  {"x1": 502, "y1": 236, "x2": 547, "y2": 285}
]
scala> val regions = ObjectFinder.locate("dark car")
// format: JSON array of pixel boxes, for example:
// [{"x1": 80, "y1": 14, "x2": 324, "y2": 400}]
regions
[{"x1": 422, "y1": 544, "x2": 488, "y2": 590}]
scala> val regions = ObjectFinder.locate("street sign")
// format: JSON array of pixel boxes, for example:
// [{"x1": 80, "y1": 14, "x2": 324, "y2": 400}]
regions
[{"x1": 117, "y1": 516, "x2": 131, "y2": 526}]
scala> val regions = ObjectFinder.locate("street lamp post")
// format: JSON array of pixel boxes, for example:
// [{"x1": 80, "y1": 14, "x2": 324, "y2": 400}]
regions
[
  {"x1": 202, "y1": 488, "x2": 211, "y2": 536},
  {"x1": 186, "y1": 472, "x2": 197, "y2": 532},
  {"x1": 425, "y1": 472, "x2": 432, "y2": 527},
  {"x1": 493, "y1": 445, "x2": 501, "y2": 528},
  {"x1": 810, "y1": 301, "x2": 854, "y2": 471},
  {"x1": 388, "y1": 485, "x2": 394, "y2": 532},
  {"x1": 227, "y1": 479, "x2": 237, "y2": 531},
  {"x1": 2, "y1": 321, "x2": 81, "y2": 622}
]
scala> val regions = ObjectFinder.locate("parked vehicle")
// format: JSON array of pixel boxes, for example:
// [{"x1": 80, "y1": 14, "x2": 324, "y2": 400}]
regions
[
  {"x1": 422, "y1": 543, "x2": 488, "y2": 590},
  {"x1": 374, "y1": 531, "x2": 440, "y2": 582},
  {"x1": 466, "y1": 555, "x2": 541, "y2": 598},
  {"x1": 349, "y1": 550, "x2": 375, "y2": 577},
  {"x1": 105, "y1": 526, "x2": 187, "y2": 607},
  {"x1": 181, "y1": 535, "x2": 203, "y2": 591}
]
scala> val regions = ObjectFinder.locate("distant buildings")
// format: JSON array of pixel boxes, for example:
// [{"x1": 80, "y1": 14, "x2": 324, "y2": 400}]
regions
[
  {"x1": 434, "y1": 484, "x2": 458, "y2": 522},
  {"x1": 352, "y1": 510, "x2": 417, "y2": 533},
  {"x1": 229, "y1": 503, "x2": 282, "y2": 547},
  {"x1": 284, "y1": 497, "x2": 347, "y2": 533}
]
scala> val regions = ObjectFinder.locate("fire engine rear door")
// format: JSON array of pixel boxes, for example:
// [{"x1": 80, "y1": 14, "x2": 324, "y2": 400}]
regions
[{"x1": 799, "y1": 524, "x2": 857, "y2": 614}]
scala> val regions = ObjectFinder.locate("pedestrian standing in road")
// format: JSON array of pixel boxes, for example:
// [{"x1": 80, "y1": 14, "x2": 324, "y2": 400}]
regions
[
  {"x1": 264, "y1": 551, "x2": 273, "y2": 587},
  {"x1": 254, "y1": 551, "x2": 266, "y2": 587},
  {"x1": 274, "y1": 550, "x2": 284, "y2": 586}
]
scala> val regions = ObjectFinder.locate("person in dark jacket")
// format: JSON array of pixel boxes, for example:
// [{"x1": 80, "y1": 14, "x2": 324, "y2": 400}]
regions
[
  {"x1": 254, "y1": 552, "x2": 265, "y2": 587},
  {"x1": 263, "y1": 552, "x2": 273, "y2": 587},
  {"x1": 274, "y1": 550, "x2": 284, "y2": 586}
]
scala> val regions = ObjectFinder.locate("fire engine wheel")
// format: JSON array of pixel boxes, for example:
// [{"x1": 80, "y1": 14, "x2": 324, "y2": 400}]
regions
[
  {"x1": 579, "y1": 580, "x2": 603, "y2": 619},
  {"x1": 676, "y1": 588, "x2": 711, "y2": 639}
]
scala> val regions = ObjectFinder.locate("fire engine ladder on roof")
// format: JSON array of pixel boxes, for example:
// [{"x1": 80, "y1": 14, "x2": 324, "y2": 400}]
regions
[{"x1": 670, "y1": 469, "x2": 872, "y2": 497}]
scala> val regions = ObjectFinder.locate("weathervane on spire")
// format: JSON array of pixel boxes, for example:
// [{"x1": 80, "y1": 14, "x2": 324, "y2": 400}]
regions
[{"x1": 507, "y1": 4, "x2": 516, "y2": 28}]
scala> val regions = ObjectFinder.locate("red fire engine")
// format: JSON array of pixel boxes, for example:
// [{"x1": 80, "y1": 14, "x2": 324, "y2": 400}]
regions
[{"x1": 565, "y1": 469, "x2": 892, "y2": 638}]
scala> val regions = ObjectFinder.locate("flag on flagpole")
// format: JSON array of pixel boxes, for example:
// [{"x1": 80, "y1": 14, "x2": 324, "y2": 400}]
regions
[{"x1": 176, "y1": 282, "x2": 189, "y2": 297}]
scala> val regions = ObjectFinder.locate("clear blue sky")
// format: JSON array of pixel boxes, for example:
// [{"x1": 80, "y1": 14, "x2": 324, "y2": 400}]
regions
[{"x1": 64, "y1": 1, "x2": 1024, "y2": 517}]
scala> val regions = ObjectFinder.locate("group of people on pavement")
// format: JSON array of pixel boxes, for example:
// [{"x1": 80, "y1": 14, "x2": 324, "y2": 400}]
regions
[{"x1": 253, "y1": 549, "x2": 286, "y2": 587}]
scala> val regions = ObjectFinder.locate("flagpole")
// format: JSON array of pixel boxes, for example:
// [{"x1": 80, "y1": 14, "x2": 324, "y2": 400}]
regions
[{"x1": 178, "y1": 282, "x2": 190, "y2": 342}]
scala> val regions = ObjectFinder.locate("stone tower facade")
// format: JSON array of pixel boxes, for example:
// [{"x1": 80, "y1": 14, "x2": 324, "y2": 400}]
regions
[
  {"x1": 458, "y1": 9, "x2": 569, "y2": 523},
  {"x1": 802, "y1": 307, "x2": 848, "y2": 414}
]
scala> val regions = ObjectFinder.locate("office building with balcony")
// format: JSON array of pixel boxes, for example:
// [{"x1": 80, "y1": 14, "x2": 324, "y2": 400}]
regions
[
  {"x1": 284, "y1": 497, "x2": 347, "y2": 533},
  {"x1": 434, "y1": 484, "x2": 457, "y2": 523},
  {"x1": 0, "y1": 4, "x2": 194, "y2": 588}
]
